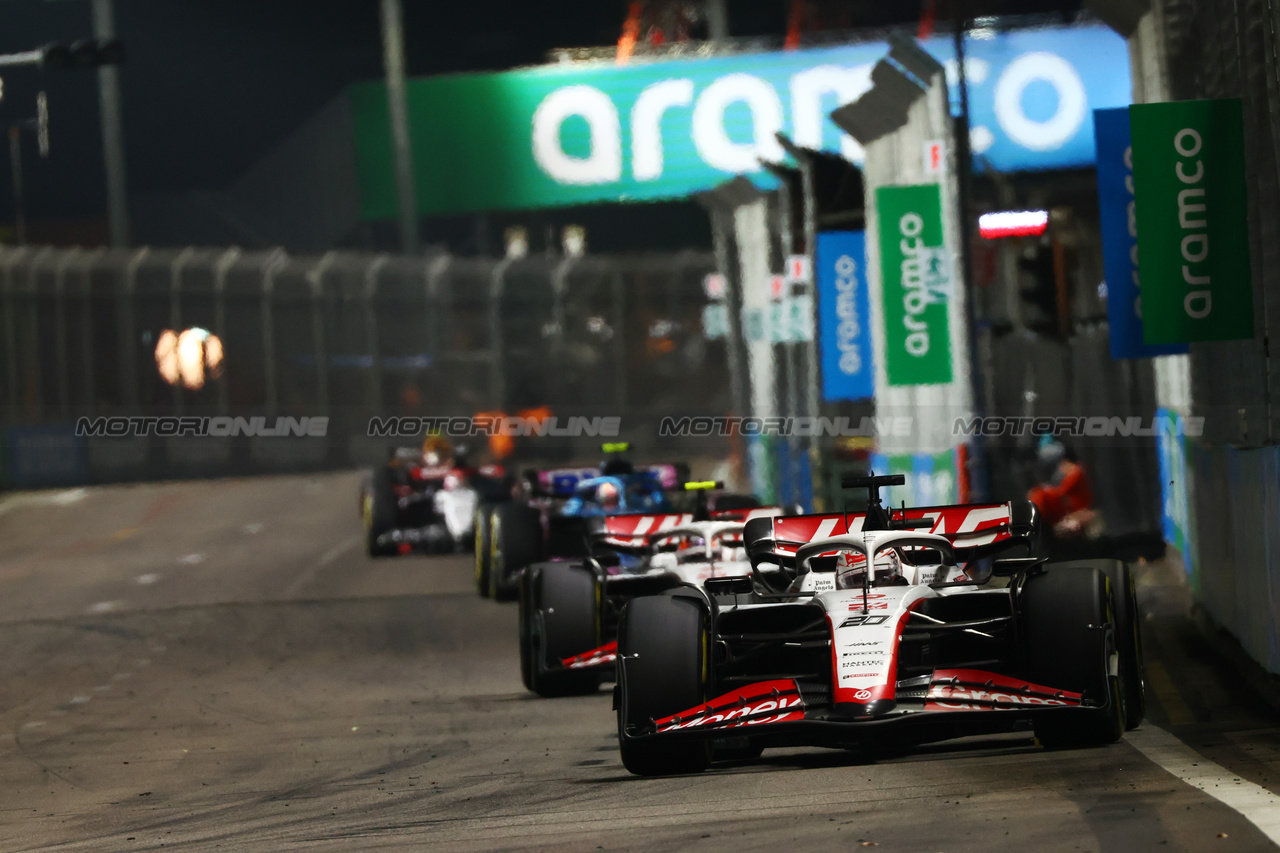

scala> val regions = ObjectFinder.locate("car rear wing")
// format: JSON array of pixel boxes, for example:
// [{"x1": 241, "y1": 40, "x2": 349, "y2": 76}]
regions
[
  {"x1": 590, "y1": 512, "x2": 697, "y2": 549},
  {"x1": 744, "y1": 500, "x2": 1039, "y2": 571}
]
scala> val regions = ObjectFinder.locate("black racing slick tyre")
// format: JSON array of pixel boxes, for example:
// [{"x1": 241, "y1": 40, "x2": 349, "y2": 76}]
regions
[
  {"x1": 518, "y1": 567, "x2": 536, "y2": 690},
  {"x1": 1060, "y1": 559, "x2": 1146, "y2": 730},
  {"x1": 489, "y1": 503, "x2": 541, "y2": 601},
  {"x1": 616, "y1": 595, "x2": 711, "y2": 776},
  {"x1": 364, "y1": 467, "x2": 398, "y2": 557},
  {"x1": 523, "y1": 563, "x2": 600, "y2": 697},
  {"x1": 1022, "y1": 567, "x2": 1125, "y2": 748},
  {"x1": 475, "y1": 503, "x2": 495, "y2": 598}
]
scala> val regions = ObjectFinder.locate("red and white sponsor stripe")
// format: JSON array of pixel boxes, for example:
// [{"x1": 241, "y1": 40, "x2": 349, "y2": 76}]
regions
[
  {"x1": 654, "y1": 679, "x2": 805, "y2": 733},
  {"x1": 599, "y1": 513, "x2": 694, "y2": 546},
  {"x1": 768, "y1": 503, "x2": 1016, "y2": 555},
  {"x1": 829, "y1": 597, "x2": 924, "y2": 708},
  {"x1": 924, "y1": 668, "x2": 1082, "y2": 711},
  {"x1": 561, "y1": 640, "x2": 617, "y2": 670}
]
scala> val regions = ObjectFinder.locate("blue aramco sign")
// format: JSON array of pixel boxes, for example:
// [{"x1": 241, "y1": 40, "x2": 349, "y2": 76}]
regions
[{"x1": 816, "y1": 231, "x2": 875, "y2": 402}]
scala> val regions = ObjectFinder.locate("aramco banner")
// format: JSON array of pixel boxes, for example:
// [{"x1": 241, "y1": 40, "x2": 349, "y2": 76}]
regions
[
  {"x1": 816, "y1": 231, "x2": 874, "y2": 401},
  {"x1": 1093, "y1": 107, "x2": 1188, "y2": 359},
  {"x1": 350, "y1": 24, "x2": 1129, "y2": 217},
  {"x1": 1130, "y1": 98, "x2": 1254, "y2": 343},
  {"x1": 875, "y1": 184, "x2": 953, "y2": 387}
]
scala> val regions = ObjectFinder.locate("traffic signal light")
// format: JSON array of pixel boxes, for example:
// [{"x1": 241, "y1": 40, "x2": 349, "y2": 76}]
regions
[
  {"x1": 40, "y1": 39, "x2": 124, "y2": 70},
  {"x1": 1018, "y1": 243, "x2": 1060, "y2": 335}
]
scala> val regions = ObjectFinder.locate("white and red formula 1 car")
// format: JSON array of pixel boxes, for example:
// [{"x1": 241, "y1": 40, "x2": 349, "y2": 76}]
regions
[
  {"x1": 614, "y1": 474, "x2": 1146, "y2": 776},
  {"x1": 517, "y1": 497, "x2": 785, "y2": 698}
]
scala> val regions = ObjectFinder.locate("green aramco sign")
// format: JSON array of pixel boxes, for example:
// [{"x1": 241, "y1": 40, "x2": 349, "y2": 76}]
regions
[
  {"x1": 1130, "y1": 98, "x2": 1254, "y2": 343},
  {"x1": 875, "y1": 184, "x2": 953, "y2": 386}
]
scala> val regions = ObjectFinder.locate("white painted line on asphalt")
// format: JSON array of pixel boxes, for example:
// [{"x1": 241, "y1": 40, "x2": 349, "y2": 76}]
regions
[
  {"x1": 69, "y1": 696, "x2": 91, "y2": 705},
  {"x1": 135, "y1": 573, "x2": 161, "y2": 585},
  {"x1": 1129, "y1": 724, "x2": 1280, "y2": 844},
  {"x1": 0, "y1": 488, "x2": 89, "y2": 518},
  {"x1": 50, "y1": 488, "x2": 88, "y2": 506},
  {"x1": 244, "y1": 523, "x2": 264, "y2": 534},
  {"x1": 86, "y1": 600, "x2": 122, "y2": 614},
  {"x1": 283, "y1": 534, "x2": 362, "y2": 598},
  {"x1": 177, "y1": 553, "x2": 206, "y2": 565},
  {"x1": 21, "y1": 721, "x2": 44, "y2": 729}
]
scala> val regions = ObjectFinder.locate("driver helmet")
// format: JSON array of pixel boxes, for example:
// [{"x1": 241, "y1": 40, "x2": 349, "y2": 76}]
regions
[
  {"x1": 836, "y1": 548, "x2": 902, "y2": 589},
  {"x1": 595, "y1": 481, "x2": 621, "y2": 510}
]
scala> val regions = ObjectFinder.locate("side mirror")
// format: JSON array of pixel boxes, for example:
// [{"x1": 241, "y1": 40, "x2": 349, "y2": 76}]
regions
[{"x1": 992, "y1": 556, "x2": 1047, "y2": 577}]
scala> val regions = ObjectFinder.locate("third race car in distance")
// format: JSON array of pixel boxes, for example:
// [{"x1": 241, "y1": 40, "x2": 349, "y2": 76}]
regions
[{"x1": 613, "y1": 474, "x2": 1146, "y2": 776}]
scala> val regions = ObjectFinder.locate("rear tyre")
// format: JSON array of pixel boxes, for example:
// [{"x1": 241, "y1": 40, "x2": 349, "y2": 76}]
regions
[
  {"x1": 616, "y1": 595, "x2": 711, "y2": 776},
  {"x1": 489, "y1": 503, "x2": 542, "y2": 601},
  {"x1": 364, "y1": 467, "x2": 398, "y2": 557},
  {"x1": 525, "y1": 563, "x2": 600, "y2": 697},
  {"x1": 1060, "y1": 559, "x2": 1145, "y2": 730},
  {"x1": 474, "y1": 504, "x2": 495, "y2": 598},
  {"x1": 1023, "y1": 567, "x2": 1125, "y2": 748}
]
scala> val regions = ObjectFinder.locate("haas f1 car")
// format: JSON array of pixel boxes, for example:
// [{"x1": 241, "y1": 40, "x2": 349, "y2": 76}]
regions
[
  {"x1": 614, "y1": 474, "x2": 1146, "y2": 776},
  {"x1": 518, "y1": 498, "x2": 784, "y2": 698}
]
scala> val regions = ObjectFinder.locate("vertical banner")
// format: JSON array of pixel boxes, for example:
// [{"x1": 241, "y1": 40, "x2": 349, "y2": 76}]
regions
[
  {"x1": 1156, "y1": 408, "x2": 1194, "y2": 580},
  {"x1": 816, "y1": 231, "x2": 874, "y2": 401},
  {"x1": 1093, "y1": 107, "x2": 1188, "y2": 359},
  {"x1": 1130, "y1": 98, "x2": 1254, "y2": 343},
  {"x1": 874, "y1": 184, "x2": 953, "y2": 386}
]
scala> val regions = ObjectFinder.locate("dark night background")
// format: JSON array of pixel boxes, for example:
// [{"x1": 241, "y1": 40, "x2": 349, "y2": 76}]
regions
[{"x1": 0, "y1": 0, "x2": 1079, "y2": 247}]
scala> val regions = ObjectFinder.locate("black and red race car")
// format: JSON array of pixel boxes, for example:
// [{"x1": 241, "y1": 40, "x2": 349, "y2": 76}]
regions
[
  {"x1": 518, "y1": 499, "x2": 783, "y2": 698},
  {"x1": 613, "y1": 474, "x2": 1145, "y2": 776}
]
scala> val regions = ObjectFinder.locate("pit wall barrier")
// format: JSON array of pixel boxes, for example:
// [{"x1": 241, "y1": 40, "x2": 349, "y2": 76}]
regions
[{"x1": 1185, "y1": 441, "x2": 1280, "y2": 675}]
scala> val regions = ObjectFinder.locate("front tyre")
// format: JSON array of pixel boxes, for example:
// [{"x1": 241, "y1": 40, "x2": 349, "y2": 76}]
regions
[
  {"x1": 475, "y1": 504, "x2": 495, "y2": 598},
  {"x1": 489, "y1": 503, "x2": 541, "y2": 601},
  {"x1": 524, "y1": 563, "x2": 600, "y2": 697},
  {"x1": 1023, "y1": 567, "x2": 1125, "y2": 748},
  {"x1": 1061, "y1": 559, "x2": 1145, "y2": 730},
  {"x1": 616, "y1": 595, "x2": 711, "y2": 776},
  {"x1": 364, "y1": 468, "x2": 398, "y2": 558}
]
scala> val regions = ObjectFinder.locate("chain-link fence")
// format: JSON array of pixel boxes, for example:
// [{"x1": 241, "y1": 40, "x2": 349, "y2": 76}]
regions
[{"x1": 0, "y1": 245, "x2": 728, "y2": 486}]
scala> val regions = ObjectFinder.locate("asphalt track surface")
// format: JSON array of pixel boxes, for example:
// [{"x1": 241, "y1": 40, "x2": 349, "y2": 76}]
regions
[{"x1": 2, "y1": 473, "x2": 1280, "y2": 851}]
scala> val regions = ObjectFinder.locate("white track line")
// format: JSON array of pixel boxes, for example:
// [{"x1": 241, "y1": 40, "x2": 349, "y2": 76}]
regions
[
  {"x1": 0, "y1": 488, "x2": 88, "y2": 518},
  {"x1": 283, "y1": 535, "x2": 361, "y2": 598},
  {"x1": 1128, "y1": 724, "x2": 1280, "y2": 844}
]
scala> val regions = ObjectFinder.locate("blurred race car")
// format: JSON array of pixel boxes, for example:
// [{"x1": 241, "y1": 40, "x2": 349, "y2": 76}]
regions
[
  {"x1": 361, "y1": 445, "x2": 509, "y2": 557},
  {"x1": 613, "y1": 474, "x2": 1145, "y2": 776},
  {"x1": 473, "y1": 444, "x2": 690, "y2": 600},
  {"x1": 518, "y1": 491, "x2": 784, "y2": 698}
]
